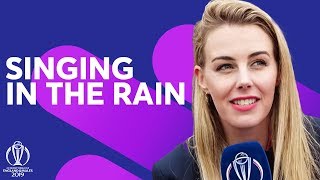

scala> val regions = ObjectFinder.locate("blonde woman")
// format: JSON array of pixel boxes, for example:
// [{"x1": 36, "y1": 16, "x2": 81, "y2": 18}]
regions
[{"x1": 152, "y1": 0, "x2": 320, "y2": 179}]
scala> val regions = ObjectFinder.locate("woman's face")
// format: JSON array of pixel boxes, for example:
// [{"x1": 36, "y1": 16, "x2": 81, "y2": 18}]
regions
[{"x1": 195, "y1": 24, "x2": 278, "y2": 131}]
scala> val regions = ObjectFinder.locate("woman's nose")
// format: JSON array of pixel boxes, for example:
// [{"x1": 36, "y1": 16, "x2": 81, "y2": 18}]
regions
[{"x1": 236, "y1": 69, "x2": 253, "y2": 89}]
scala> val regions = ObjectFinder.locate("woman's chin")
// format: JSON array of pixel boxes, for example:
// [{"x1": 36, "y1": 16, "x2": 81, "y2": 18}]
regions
[{"x1": 228, "y1": 118, "x2": 265, "y2": 129}]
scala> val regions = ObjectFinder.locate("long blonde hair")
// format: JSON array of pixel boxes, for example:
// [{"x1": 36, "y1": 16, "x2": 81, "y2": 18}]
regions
[{"x1": 190, "y1": 0, "x2": 320, "y2": 179}]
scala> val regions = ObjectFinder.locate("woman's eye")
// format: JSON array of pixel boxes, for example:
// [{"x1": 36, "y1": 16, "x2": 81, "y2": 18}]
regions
[
  {"x1": 252, "y1": 60, "x2": 267, "y2": 67},
  {"x1": 216, "y1": 64, "x2": 233, "y2": 71}
]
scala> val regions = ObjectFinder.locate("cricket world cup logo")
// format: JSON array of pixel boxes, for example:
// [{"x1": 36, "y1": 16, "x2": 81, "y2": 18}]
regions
[
  {"x1": 226, "y1": 152, "x2": 263, "y2": 180},
  {"x1": 6, "y1": 141, "x2": 30, "y2": 166}
]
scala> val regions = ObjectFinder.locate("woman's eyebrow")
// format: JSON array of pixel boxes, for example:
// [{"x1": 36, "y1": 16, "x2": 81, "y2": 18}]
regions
[
  {"x1": 248, "y1": 51, "x2": 270, "y2": 58},
  {"x1": 211, "y1": 51, "x2": 270, "y2": 63},
  {"x1": 211, "y1": 56, "x2": 235, "y2": 62}
]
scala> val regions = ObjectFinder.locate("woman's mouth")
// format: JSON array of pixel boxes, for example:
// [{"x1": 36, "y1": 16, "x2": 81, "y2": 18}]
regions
[{"x1": 230, "y1": 98, "x2": 260, "y2": 111}]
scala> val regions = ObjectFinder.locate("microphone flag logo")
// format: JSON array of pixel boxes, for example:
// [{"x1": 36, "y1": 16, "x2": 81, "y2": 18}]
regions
[
  {"x1": 6, "y1": 141, "x2": 31, "y2": 166},
  {"x1": 226, "y1": 152, "x2": 263, "y2": 180}
]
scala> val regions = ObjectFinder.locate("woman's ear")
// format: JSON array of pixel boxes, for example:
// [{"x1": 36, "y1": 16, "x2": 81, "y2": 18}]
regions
[{"x1": 194, "y1": 65, "x2": 208, "y2": 93}]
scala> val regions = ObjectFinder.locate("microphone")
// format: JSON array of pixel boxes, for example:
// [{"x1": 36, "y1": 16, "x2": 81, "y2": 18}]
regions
[{"x1": 220, "y1": 141, "x2": 272, "y2": 180}]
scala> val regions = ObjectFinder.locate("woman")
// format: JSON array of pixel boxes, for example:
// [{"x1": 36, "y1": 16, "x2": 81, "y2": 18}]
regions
[{"x1": 152, "y1": 0, "x2": 320, "y2": 179}]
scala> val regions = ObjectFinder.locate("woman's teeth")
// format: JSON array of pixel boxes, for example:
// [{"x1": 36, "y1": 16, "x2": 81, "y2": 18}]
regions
[{"x1": 233, "y1": 99, "x2": 256, "y2": 105}]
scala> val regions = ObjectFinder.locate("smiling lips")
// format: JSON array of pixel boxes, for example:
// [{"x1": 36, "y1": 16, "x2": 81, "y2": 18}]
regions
[{"x1": 230, "y1": 96, "x2": 260, "y2": 112}]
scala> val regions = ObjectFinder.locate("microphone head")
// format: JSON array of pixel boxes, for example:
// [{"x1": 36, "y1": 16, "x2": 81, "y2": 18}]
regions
[{"x1": 220, "y1": 141, "x2": 272, "y2": 180}]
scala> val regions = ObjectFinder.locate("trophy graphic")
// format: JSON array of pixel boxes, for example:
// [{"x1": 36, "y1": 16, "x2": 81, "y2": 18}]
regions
[
  {"x1": 233, "y1": 152, "x2": 252, "y2": 180},
  {"x1": 6, "y1": 141, "x2": 30, "y2": 166},
  {"x1": 226, "y1": 152, "x2": 263, "y2": 180}
]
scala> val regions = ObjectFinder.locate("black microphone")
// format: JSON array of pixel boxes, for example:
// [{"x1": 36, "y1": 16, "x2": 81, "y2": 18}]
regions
[{"x1": 220, "y1": 141, "x2": 272, "y2": 180}]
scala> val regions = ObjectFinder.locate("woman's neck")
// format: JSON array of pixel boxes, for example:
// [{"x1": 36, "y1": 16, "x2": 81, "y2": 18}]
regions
[{"x1": 223, "y1": 117, "x2": 270, "y2": 150}]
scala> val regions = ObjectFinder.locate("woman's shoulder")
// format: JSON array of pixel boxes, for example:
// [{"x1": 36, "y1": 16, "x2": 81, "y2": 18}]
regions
[
  {"x1": 304, "y1": 115, "x2": 320, "y2": 157},
  {"x1": 305, "y1": 115, "x2": 320, "y2": 139},
  {"x1": 305, "y1": 115, "x2": 320, "y2": 124},
  {"x1": 152, "y1": 140, "x2": 200, "y2": 180}
]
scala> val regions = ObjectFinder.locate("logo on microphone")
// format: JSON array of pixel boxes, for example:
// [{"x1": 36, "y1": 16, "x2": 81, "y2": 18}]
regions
[
  {"x1": 226, "y1": 152, "x2": 263, "y2": 180},
  {"x1": 6, "y1": 141, "x2": 30, "y2": 166},
  {"x1": 2, "y1": 141, "x2": 33, "y2": 178}
]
